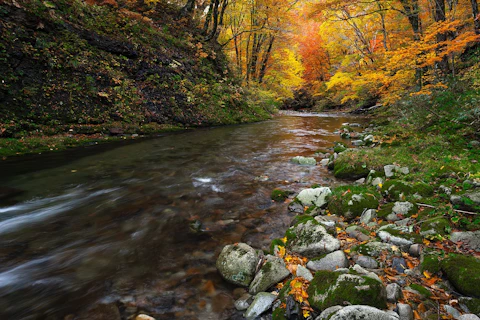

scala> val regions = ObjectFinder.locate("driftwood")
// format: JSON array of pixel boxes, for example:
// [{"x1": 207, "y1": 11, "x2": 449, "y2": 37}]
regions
[{"x1": 417, "y1": 203, "x2": 478, "y2": 215}]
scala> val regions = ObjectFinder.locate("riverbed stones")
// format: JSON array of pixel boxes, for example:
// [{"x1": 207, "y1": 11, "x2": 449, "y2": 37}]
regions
[
  {"x1": 244, "y1": 292, "x2": 276, "y2": 320},
  {"x1": 234, "y1": 294, "x2": 252, "y2": 311},
  {"x1": 296, "y1": 187, "x2": 332, "y2": 208},
  {"x1": 296, "y1": 264, "x2": 313, "y2": 281},
  {"x1": 360, "y1": 209, "x2": 377, "y2": 224},
  {"x1": 216, "y1": 243, "x2": 259, "y2": 287},
  {"x1": 249, "y1": 255, "x2": 290, "y2": 294},
  {"x1": 333, "y1": 150, "x2": 370, "y2": 179},
  {"x1": 291, "y1": 156, "x2": 317, "y2": 166},
  {"x1": 307, "y1": 270, "x2": 387, "y2": 311},
  {"x1": 451, "y1": 230, "x2": 480, "y2": 252},
  {"x1": 328, "y1": 192, "x2": 379, "y2": 220},
  {"x1": 287, "y1": 219, "x2": 340, "y2": 258},
  {"x1": 378, "y1": 229, "x2": 414, "y2": 247},
  {"x1": 397, "y1": 303, "x2": 414, "y2": 320},
  {"x1": 306, "y1": 250, "x2": 349, "y2": 271}
]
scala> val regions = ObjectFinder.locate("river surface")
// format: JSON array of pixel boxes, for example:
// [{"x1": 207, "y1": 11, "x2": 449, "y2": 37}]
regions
[{"x1": 0, "y1": 113, "x2": 366, "y2": 320}]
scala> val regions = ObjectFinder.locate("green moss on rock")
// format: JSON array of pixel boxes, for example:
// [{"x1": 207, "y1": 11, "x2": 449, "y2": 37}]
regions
[
  {"x1": 333, "y1": 151, "x2": 370, "y2": 180},
  {"x1": 328, "y1": 191, "x2": 379, "y2": 220},
  {"x1": 272, "y1": 307, "x2": 287, "y2": 320},
  {"x1": 271, "y1": 189, "x2": 291, "y2": 202},
  {"x1": 460, "y1": 297, "x2": 480, "y2": 316},
  {"x1": 409, "y1": 284, "x2": 432, "y2": 298},
  {"x1": 377, "y1": 203, "x2": 394, "y2": 218},
  {"x1": 420, "y1": 217, "x2": 451, "y2": 236},
  {"x1": 442, "y1": 254, "x2": 480, "y2": 298},
  {"x1": 270, "y1": 238, "x2": 286, "y2": 255},
  {"x1": 421, "y1": 251, "x2": 442, "y2": 274},
  {"x1": 307, "y1": 270, "x2": 386, "y2": 311},
  {"x1": 413, "y1": 182, "x2": 434, "y2": 197},
  {"x1": 382, "y1": 180, "x2": 413, "y2": 201}
]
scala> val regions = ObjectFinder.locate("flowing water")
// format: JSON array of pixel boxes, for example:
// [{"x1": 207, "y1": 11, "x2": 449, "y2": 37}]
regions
[{"x1": 0, "y1": 113, "x2": 367, "y2": 320}]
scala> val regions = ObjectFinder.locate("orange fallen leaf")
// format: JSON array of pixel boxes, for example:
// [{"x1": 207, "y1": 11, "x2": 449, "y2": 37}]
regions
[{"x1": 414, "y1": 310, "x2": 422, "y2": 319}]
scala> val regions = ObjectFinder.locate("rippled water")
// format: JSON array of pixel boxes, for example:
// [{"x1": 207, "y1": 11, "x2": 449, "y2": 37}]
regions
[{"x1": 0, "y1": 113, "x2": 366, "y2": 320}]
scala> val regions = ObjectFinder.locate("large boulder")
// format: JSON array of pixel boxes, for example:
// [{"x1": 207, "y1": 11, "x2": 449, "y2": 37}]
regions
[
  {"x1": 249, "y1": 255, "x2": 290, "y2": 294},
  {"x1": 307, "y1": 270, "x2": 387, "y2": 311},
  {"x1": 287, "y1": 219, "x2": 340, "y2": 258},
  {"x1": 296, "y1": 187, "x2": 332, "y2": 208},
  {"x1": 442, "y1": 254, "x2": 480, "y2": 298},
  {"x1": 216, "y1": 243, "x2": 259, "y2": 287},
  {"x1": 333, "y1": 150, "x2": 370, "y2": 180}
]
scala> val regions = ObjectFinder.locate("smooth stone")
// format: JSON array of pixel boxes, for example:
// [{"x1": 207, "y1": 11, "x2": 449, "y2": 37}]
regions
[
  {"x1": 351, "y1": 264, "x2": 382, "y2": 282},
  {"x1": 296, "y1": 187, "x2": 332, "y2": 208},
  {"x1": 386, "y1": 283, "x2": 403, "y2": 302},
  {"x1": 451, "y1": 231, "x2": 480, "y2": 252},
  {"x1": 234, "y1": 294, "x2": 252, "y2": 311},
  {"x1": 356, "y1": 255, "x2": 379, "y2": 269},
  {"x1": 249, "y1": 255, "x2": 290, "y2": 294},
  {"x1": 458, "y1": 315, "x2": 480, "y2": 320},
  {"x1": 135, "y1": 315, "x2": 155, "y2": 320},
  {"x1": 216, "y1": 243, "x2": 259, "y2": 287},
  {"x1": 396, "y1": 303, "x2": 413, "y2": 320},
  {"x1": 409, "y1": 244, "x2": 422, "y2": 257},
  {"x1": 291, "y1": 156, "x2": 317, "y2": 166},
  {"x1": 328, "y1": 305, "x2": 398, "y2": 320},
  {"x1": 306, "y1": 250, "x2": 349, "y2": 271},
  {"x1": 320, "y1": 159, "x2": 330, "y2": 166},
  {"x1": 378, "y1": 231, "x2": 413, "y2": 247},
  {"x1": 316, "y1": 306, "x2": 344, "y2": 320},
  {"x1": 296, "y1": 264, "x2": 313, "y2": 281},
  {"x1": 244, "y1": 292, "x2": 276, "y2": 320},
  {"x1": 355, "y1": 178, "x2": 366, "y2": 184},
  {"x1": 360, "y1": 209, "x2": 377, "y2": 224},
  {"x1": 444, "y1": 305, "x2": 462, "y2": 319},
  {"x1": 384, "y1": 165, "x2": 397, "y2": 178},
  {"x1": 392, "y1": 257, "x2": 407, "y2": 274},
  {"x1": 287, "y1": 220, "x2": 340, "y2": 258},
  {"x1": 352, "y1": 140, "x2": 366, "y2": 146}
]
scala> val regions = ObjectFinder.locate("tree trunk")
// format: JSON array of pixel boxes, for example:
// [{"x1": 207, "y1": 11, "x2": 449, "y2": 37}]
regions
[
  {"x1": 179, "y1": 0, "x2": 196, "y2": 19},
  {"x1": 472, "y1": 0, "x2": 480, "y2": 34},
  {"x1": 258, "y1": 35, "x2": 275, "y2": 83},
  {"x1": 434, "y1": 0, "x2": 449, "y2": 73}
]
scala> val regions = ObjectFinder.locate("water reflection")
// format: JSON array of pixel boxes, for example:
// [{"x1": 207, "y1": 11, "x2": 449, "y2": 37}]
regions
[{"x1": 0, "y1": 113, "x2": 366, "y2": 319}]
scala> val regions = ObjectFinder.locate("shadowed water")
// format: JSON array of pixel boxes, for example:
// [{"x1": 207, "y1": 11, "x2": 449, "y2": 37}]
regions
[{"x1": 0, "y1": 113, "x2": 366, "y2": 320}]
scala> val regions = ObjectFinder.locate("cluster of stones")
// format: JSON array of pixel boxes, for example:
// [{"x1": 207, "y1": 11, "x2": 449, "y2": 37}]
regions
[{"x1": 218, "y1": 144, "x2": 480, "y2": 319}]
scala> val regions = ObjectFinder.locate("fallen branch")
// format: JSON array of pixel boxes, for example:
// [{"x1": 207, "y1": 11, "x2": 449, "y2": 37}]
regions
[{"x1": 417, "y1": 203, "x2": 478, "y2": 215}]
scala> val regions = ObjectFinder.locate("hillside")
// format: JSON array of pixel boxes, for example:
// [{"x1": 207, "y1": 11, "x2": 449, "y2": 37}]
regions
[{"x1": 0, "y1": 0, "x2": 275, "y2": 155}]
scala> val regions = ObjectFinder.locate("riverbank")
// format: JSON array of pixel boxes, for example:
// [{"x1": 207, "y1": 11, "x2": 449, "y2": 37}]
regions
[{"x1": 215, "y1": 100, "x2": 480, "y2": 319}]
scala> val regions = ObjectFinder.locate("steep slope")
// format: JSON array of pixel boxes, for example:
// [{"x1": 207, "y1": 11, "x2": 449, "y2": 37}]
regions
[{"x1": 0, "y1": 0, "x2": 274, "y2": 142}]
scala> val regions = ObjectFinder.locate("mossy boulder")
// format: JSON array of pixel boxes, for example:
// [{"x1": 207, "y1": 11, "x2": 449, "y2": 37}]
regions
[
  {"x1": 442, "y1": 254, "x2": 480, "y2": 298},
  {"x1": 407, "y1": 284, "x2": 432, "y2": 299},
  {"x1": 421, "y1": 250, "x2": 442, "y2": 274},
  {"x1": 216, "y1": 243, "x2": 259, "y2": 287},
  {"x1": 450, "y1": 192, "x2": 480, "y2": 212},
  {"x1": 291, "y1": 156, "x2": 317, "y2": 166},
  {"x1": 286, "y1": 219, "x2": 340, "y2": 258},
  {"x1": 333, "y1": 151, "x2": 370, "y2": 180},
  {"x1": 377, "y1": 203, "x2": 395, "y2": 218},
  {"x1": 307, "y1": 270, "x2": 387, "y2": 311},
  {"x1": 328, "y1": 192, "x2": 379, "y2": 220},
  {"x1": 459, "y1": 297, "x2": 480, "y2": 316},
  {"x1": 296, "y1": 187, "x2": 332, "y2": 208},
  {"x1": 351, "y1": 241, "x2": 400, "y2": 257},
  {"x1": 420, "y1": 217, "x2": 451, "y2": 236},
  {"x1": 381, "y1": 180, "x2": 413, "y2": 201},
  {"x1": 333, "y1": 141, "x2": 348, "y2": 153},
  {"x1": 413, "y1": 182, "x2": 435, "y2": 197}
]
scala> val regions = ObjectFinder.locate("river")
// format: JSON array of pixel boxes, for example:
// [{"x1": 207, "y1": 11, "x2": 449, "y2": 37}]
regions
[{"x1": 0, "y1": 113, "x2": 366, "y2": 320}]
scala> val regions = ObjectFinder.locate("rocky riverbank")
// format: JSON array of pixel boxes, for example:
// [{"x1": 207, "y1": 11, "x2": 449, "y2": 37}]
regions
[{"x1": 216, "y1": 122, "x2": 480, "y2": 320}]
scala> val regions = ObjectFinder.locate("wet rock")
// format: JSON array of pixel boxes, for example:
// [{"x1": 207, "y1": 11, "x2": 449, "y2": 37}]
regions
[
  {"x1": 451, "y1": 231, "x2": 480, "y2": 252},
  {"x1": 327, "y1": 305, "x2": 397, "y2": 320},
  {"x1": 249, "y1": 255, "x2": 290, "y2": 294},
  {"x1": 355, "y1": 255, "x2": 379, "y2": 269},
  {"x1": 296, "y1": 264, "x2": 313, "y2": 281},
  {"x1": 77, "y1": 303, "x2": 121, "y2": 320},
  {"x1": 234, "y1": 293, "x2": 252, "y2": 311},
  {"x1": 396, "y1": 303, "x2": 413, "y2": 320},
  {"x1": 307, "y1": 270, "x2": 386, "y2": 311},
  {"x1": 306, "y1": 250, "x2": 349, "y2": 271},
  {"x1": 386, "y1": 283, "x2": 402, "y2": 302},
  {"x1": 288, "y1": 201, "x2": 304, "y2": 213},
  {"x1": 360, "y1": 209, "x2": 377, "y2": 224},
  {"x1": 296, "y1": 187, "x2": 332, "y2": 208},
  {"x1": 244, "y1": 292, "x2": 276, "y2": 320},
  {"x1": 287, "y1": 219, "x2": 340, "y2": 258},
  {"x1": 392, "y1": 257, "x2": 407, "y2": 274},
  {"x1": 291, "y1": 156, "x2": 317, "y2": 166},
  {"x1": 216, "y1": 243, "x2": 259, "y2": 287}
]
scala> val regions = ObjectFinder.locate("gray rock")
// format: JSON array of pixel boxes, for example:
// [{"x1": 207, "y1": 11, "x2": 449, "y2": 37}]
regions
[
  {"x1": 409, "y1": 244, "x2": 422, "y2": 257},
  {"x1": 352, "y1": 140, "x2": 366, "y2": 146},
  {"x1": 316, "y1": 306, "x2": 344, "y2": 319},
  {"x1": 244, "y1": 292, "x2": 276, "y2": 320},
  {"x1": 306, "y1": 250, "x2": 349, "y2": 271},
  {"x1": 234, "y1": 294, "x2": 252, "y2": 311},
  {"x1": 356, "y1": 241, "x2": 400, "y2": 257},
  {"x1": 396, "y1": 303, "x2": 413, "y2": 320},
  {"x1": 360, "y1": 209, "x2": 377, "y2": 224},
  {"x1": 386, "y1": 213, "x2": 400, "y2": 222},
  {"x1": 296, "y1": 187, "x2": 332, "y2": 208},
  {"x1": 351, "y1": 264, "x2": 382, "y2": 282},
  {"x1": 315, "y1": 216, "x2": 337, "y2": 233},
  {"x1": 287, "y1": 220, "x2": 341, "y2": 258},
  {"x1": 288, "y1": 202, "x2": 304, "y2": 214},
  {"x1": 355, "y1": 255, "x2": 379, "y2": 269},
  {"x1": 249, "y1": 255, "x2": 290, "y2": 294},
  {"x1": 296, "y1": 264, "x2": 313, "y2": 281},
  {"x1": 364, "y1": 134, "x2": 374, "y2": 142},
  {"x1": 386, "y1": 283, "x2": 403, "y2": 302},
  {"x1": 328, "y1": 305, "x2": 398, "y2": 320},
  {"x1": 451, "y1": 192, "x2": 480, "y2": 211},
  {"x1": 384, "y1": 164, "x2": 409, "y2": 178},
  {"x1": 320, "y1": 159, "x2": 330, "y2": 166},
  {"x1": 372, "y1": 177, "x2": 384, "y2": 187},
  {"x1": 451, "y1": 231, "x2": 480, "y2": 251},
  {"x1": 378, "y1": 231, "x2": 413, "y2": 247},
  {"x1": 216, "y1": 243, "x2": 259, "y2": 287},
  {"x1": 291, "y1": 156, "x2": 317, "y2": 166},
  {"x1": 355, "y1": 178, "x2": 366, "y2": 184},
  {"x1": 392, "y1": 202, "x2": 416, "y2": 215},
  {"x1": 458, "y1": 315, "x2": 480, "y2": 320},
  {"x1": 439, "y1": 185, "x2": 452, "y2": 195},
  {"x1": 444, "y1": 305, "x2": 461, "y2": 319},
  {"x1": 470, "y1": 140, "x2": 480, "y2": 147},
  {"x1": 392, "y1": 257, "x2": 407, "y2": 274},
  {"x1": 397, "y1": 167, "x2": 409, "y2": 175}
]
